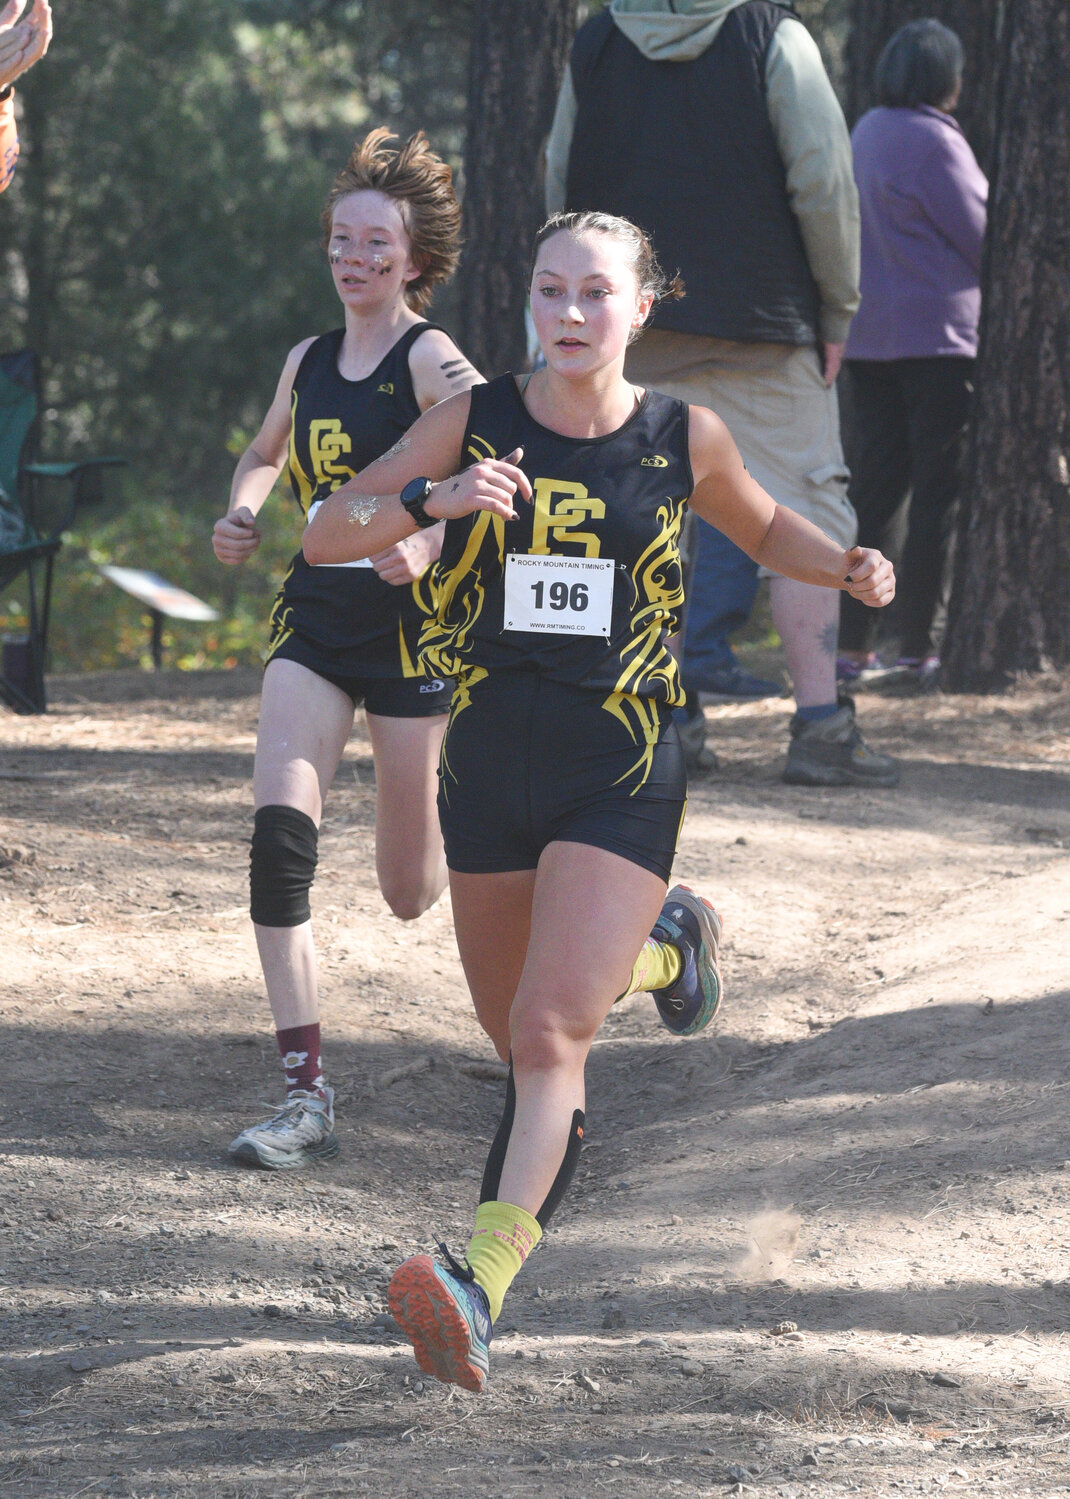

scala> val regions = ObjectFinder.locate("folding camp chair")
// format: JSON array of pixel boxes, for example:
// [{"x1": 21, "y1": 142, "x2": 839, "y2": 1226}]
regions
[{"x1": 0, "y1": 348, "x2": 124, "y2": 712}]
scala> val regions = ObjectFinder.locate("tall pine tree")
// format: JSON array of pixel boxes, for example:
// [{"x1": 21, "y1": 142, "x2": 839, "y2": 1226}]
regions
[
  {"x1": 941, "y1": 0, "x2": 1070, "y2": 687},
  {"x1": 457, "y1": 0, "x2": 577, "y2": 376}
]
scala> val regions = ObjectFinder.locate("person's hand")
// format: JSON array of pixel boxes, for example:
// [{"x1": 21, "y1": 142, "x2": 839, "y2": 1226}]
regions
[
  {"x1": 426, "y1": 446, "x2": 532, "y2": 523},
  {"x1": 213, "y1": 505, "x2": 261, "y2": 564},
  {"x1": 821, "y1": 341, "x2": 845, "y2": 386},
  {"x1": 0, "y1": 0, "x2": 52, "y2": 92},
  {"x1": 842, "y1": 546, "x2": 895, "y2": 608},
  {"x1": 0, "y1": 0, "x2": 28, "y2": 33},
  {"x1": 371, "y1": 528, "x2": 440, "y2": 586}
]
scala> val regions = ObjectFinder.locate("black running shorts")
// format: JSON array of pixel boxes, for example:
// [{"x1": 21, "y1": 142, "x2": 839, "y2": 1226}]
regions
[
  {"x1": 267, "y1": 637, "x2": 452, "y2": 718},
  {"x1": 438, "y1": 672, "x2": 686, "y2": 881}
]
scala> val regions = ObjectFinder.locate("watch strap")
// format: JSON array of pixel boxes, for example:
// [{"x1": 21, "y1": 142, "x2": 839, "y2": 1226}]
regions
[{"x1": 400, "y1": 477, "x2": 438, "y2": 530}]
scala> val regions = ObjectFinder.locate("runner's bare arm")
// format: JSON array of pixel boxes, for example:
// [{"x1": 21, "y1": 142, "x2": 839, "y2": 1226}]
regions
[
  {"x1": 368, "y1": 330, "x2": 485, "y2": 585},
  {"x1": 685, "y1": 404, "x2": 894, "y2": 608},
  {"x1": 213, "y1": 337, "x2": 316, "y2": 565},
  {"x1": 303, "y1": 391, "x2": 532, "y2": 565},
  {"x1": 407, "y1": 328, "x2": 484, "y2": 410}
]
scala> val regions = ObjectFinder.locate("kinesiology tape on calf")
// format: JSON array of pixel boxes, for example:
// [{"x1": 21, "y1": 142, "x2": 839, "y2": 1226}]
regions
[
  {"x1": 479, "y1": 1060, "x2": 517, "y2": 1204},
  {"x1": 479, "y1": 1061, "x2": 585, "y2": 1229},
  {"x1": 249, "y1": 805, "x2": 319, "y2": 927},
  {"x1": 535, "y1": 1109, "x2": 585, "y2": 1228}
]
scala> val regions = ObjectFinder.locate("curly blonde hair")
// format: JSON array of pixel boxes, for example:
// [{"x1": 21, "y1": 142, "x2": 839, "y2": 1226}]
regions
[{"x1": 322, "y1": 128, "x2": 461, "y2": 312}]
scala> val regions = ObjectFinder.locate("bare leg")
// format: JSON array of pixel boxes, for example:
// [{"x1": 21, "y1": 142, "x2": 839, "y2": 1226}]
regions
[
  {"x1": 769, "y1": 576, "x2": 840, "y2": 709},
  {"x1": 448, "y1": 867, "x2": 536, "y2": 1060},
  {"x1": 451, "y1": 842, "x2": 666, "y2": 1216},
  {"x1": 366, "y1": 711, "x2": 448, "y2": 921},
  {"x1": 252, "y1": 659, "x2": 355, "y2": 1031}
]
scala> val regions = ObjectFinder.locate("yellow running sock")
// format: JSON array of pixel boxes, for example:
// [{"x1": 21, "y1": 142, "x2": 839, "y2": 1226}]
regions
[
  {"x1": 619, "y1": 937, "x2": 681, "y2": 1000},
  {"x1": 464, "y1": 1200, "x2": 542, "y2": 1323}
]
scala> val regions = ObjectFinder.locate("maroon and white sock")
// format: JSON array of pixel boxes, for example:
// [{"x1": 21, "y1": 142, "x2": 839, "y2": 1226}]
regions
[{"x1": 276, "y1": 1023, "x2": 325, "y2": 1096}]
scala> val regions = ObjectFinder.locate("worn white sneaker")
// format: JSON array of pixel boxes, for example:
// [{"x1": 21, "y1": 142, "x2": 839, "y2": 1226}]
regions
[{"x1": 227, "y1": 1086, "x2": 338, "y2": 1170}]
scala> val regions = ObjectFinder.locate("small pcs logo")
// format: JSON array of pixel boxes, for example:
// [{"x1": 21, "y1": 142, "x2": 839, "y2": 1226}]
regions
[
  {"x1": 418, "y1": 680, "x2": 447, "y2": 694},
  {"x1": 377, "y1": 382, "x2": 394, "y2": 395},
  {"x1": 640, "y1": 454, "x2": 668, "y2": 468}
]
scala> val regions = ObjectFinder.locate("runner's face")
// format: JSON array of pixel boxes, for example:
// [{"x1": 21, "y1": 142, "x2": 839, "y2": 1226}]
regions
[
  {"x1": 530, "y1": 231, "x2": 653, "y2": 378},
  {"x1": 327, "y1": 191, "x2": 420, "y2": 311}
]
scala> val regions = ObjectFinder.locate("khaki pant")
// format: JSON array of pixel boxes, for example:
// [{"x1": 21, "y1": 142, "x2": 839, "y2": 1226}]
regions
[{"x1": 625, "y1": 330, "x2": 858, "y2": 570}]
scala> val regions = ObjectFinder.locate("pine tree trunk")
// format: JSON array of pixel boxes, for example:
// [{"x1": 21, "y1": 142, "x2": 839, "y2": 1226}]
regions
[
  {"x1": 941, "y1": 0, "x2": 1070, "y2": 688},
  {"x1": 457, "y1": 0, "x2": 577, "y2": 377},
  {"x1": 846, "y1": 0, "x2": 1003, "y2": 170}
]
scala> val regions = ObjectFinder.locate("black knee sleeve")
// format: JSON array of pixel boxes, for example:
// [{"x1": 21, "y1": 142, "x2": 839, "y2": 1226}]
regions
[
  {"x1": 479, "y1": 1059, "x2": 584, "y2": 1229},
  {"x1": 249, "y1": 805, "x2": 318, "y2": 927}
]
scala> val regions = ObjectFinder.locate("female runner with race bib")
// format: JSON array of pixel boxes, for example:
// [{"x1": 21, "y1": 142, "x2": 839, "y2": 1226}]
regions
[{"x1": 304, "y1": 211, "x2": 894, "y2": 1389}]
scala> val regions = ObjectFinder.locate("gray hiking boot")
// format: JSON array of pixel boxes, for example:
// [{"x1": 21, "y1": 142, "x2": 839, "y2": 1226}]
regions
[
  {"x1": 677, "y1": 706, "x2": 719, "y2": 774},
  {"x1": 228, "y1": 1086, "x2": 339, "y2": 1170},
  {"x1": 782, "y1": 697, "x2": 899, "y2": 788}
]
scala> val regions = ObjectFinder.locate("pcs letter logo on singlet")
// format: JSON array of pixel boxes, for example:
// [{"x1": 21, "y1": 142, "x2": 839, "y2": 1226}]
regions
[
  {"x1": 640, "y1": 454, "x2": 669, "y2": 468},
  {"x1": 309, "y1": 419, "x2": 356, "y2": 488},
  {"x1": 530, "y1": 478, "x2": 606, "y2": 558}
]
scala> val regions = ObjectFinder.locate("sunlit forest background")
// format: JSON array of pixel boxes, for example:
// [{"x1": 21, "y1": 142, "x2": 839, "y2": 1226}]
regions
[{"x1": 0, "y1": 0, "x2": 864, "y2": 673}]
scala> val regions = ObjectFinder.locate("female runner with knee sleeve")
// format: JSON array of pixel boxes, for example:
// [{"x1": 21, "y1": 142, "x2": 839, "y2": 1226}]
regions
[
  {"x1": 304, "y1": 211, "x2": 895, "y2": 1385},
  {"x1": 212, "y1": 129, "x2": 481, "y2": 1170}
]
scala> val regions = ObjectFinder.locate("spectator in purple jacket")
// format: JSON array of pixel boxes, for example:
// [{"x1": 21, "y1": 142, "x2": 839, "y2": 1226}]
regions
[{"x1": 838, "y1": 19, "x2": 987, "y2": 685}]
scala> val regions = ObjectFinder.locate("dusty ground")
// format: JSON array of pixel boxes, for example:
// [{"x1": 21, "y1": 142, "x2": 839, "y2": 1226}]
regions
[{"x1": 1, "y1": 666, "x2": 1068, "y2": 1498}]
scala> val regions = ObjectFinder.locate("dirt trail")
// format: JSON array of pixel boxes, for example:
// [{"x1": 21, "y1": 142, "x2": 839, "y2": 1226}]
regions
[{"x1": 1, "y1": 669, "x2": 1068, "y2": 1498}]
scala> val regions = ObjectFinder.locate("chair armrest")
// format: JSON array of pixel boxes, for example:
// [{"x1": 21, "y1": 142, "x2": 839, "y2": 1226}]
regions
[
  {"x1": 24, "y1": 457, "x2": 127, "y2": 537},
  {"x1": 24, "y1": 457, "x2": 126, "y2": 479}
]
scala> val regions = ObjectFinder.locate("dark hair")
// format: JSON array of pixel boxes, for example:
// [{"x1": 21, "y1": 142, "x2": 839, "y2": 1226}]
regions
[
  {"x1": 530, "y1": 211, "x2": 684, "y2": 337},
  {"x1": 321, "y1": 128, "x2": 461, "y2": 312},
  {"x1": 875, "y1": 19, "x2": 964, "y2": 110}
]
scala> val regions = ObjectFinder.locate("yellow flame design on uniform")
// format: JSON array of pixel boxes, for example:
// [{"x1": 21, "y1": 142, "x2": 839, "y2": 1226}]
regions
[
  {"x1": 395, "y1": 564, "x2": 443, "y2": 679},
  {"x1": 287, "y1": 390, "x2": 315, "y2": 516},
  {"x1": 415, "y1": 439, "x2": 686, "y2": 793},
  {"x1": 613, "y1": 499, "x2": 686, "y2": 703},
  {"x1": 418, "y1": 433, "x2": 505, "y2": 680},
  {"x1": 438, "y1": 665, "x2": 488, "y2": 799},
  {"x1": 601, "y1": 499, "x2": 686, "y2": 789},
  {"x1": 266, "y1": 562, "x2": 297, "y2": 658}
]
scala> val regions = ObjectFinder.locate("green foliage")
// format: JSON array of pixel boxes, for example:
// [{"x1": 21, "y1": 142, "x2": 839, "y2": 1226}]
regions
[
  {"x1": 55, "y1": 483, "x2": 302, "y2": 672},
  {"x1": 0, "y1": 0, "x2": 469, "y2": 672},
  {"x1": 0, "y1": 0, "x2": 847, "y2": 675},
  {"x1": 1, "y1": 470, "x2": 304, "y2": 671}
]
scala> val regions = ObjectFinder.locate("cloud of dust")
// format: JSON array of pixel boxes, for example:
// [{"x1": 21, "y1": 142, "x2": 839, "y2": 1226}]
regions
[{"x1": 733, "y1": 1208, "x2": 802, "y2": 1281}]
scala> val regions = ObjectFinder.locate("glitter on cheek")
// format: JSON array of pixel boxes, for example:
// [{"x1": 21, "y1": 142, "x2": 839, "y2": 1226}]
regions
[
  {"x1": 328, "y1": 247, "x2": 342, "y2": 264},
  {"x1": 372, "y1": 254, "x2": 394, "y2": 276}
]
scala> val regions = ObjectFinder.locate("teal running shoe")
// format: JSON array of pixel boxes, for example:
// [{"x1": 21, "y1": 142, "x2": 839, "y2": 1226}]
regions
[
  {"x1": 388, "y1": 1251, "x2": 492, "y2": 1393},
  {"x1": 649, "y1": 885, "x2": 723, "y2": 1036}
]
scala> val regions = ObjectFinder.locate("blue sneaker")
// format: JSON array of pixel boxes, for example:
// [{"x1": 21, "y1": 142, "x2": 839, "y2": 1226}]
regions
[
  {"x1": 687, "y1": 664, "x2": 783, "y2": 701},
  {"x1": 648, "y1": 885, "x2": 724, "y2": 1036},
  {"x1": 388, "y1": 1252, "x2": 492, "y2": 1392},
  {"x1": 836, "y1": 653, "x2": 882, "y2": 684}
]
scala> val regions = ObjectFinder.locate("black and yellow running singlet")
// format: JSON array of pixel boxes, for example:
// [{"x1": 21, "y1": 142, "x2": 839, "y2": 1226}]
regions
[
  {"x1": 420, "y1": 373, "x2": 692, "y2": 706},
  {"x1": 267, "y1": 323, "x2": 443, "y2": 678}
]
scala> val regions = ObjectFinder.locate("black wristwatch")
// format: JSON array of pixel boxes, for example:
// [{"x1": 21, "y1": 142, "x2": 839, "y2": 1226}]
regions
[{"x1": 399, "y1": 476, "x2": 439, "y2": 530}]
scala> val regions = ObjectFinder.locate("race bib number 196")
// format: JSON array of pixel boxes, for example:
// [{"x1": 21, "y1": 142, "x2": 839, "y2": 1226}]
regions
[{"x1": 503, "y1": 553, "x2": 614, "y2": 636}]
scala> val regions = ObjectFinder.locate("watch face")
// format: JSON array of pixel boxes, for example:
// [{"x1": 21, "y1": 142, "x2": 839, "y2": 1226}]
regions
[{"x1": 402, "y1": 477, "x2": 432, "y2": 506}]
